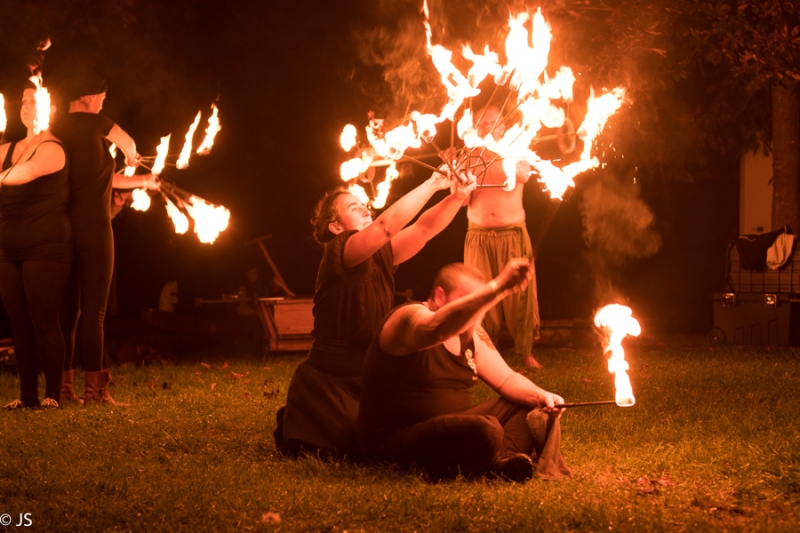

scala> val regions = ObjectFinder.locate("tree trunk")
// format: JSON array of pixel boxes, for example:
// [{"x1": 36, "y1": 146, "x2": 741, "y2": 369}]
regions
[{"x1": 771, "y1": 81, "x2": 800, "y2": 232}]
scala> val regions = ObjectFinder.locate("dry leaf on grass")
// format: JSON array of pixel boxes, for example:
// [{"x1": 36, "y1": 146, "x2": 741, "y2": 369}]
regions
[
  {"x1": 261, "y1": 512, "x2": 280, "y2": 524},
  {"x1": 200, "y1": 362, "x2": 211, "y2": 369},
  {"x1": 211, "y1": 383, "x2": 217, "y2": 391}
]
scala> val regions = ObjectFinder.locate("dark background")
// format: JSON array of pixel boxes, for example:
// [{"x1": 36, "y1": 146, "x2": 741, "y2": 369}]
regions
[{"x1": 0, "y1": 0, "x2": 739, "y2": 337}]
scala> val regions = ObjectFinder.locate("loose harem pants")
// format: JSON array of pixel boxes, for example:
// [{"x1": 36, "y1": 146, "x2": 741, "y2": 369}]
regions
[
  {"x1": 372, "y1": 398, "x2": 532, "y2": 478},
  {"x1": 464, "y1": 222, "x2": 539, "y2": 355}
]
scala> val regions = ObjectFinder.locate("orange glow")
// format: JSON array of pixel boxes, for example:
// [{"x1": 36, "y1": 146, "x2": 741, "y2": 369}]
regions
[
  {"x1": 594, "y1": 304, "x2": 640, "y2": 407},
  {"x1": 176, "y1": 111, "x2": 202, "y2": 169},
  {"x1": 196, "y1": 104, "x2": 221, "y2": 155}
]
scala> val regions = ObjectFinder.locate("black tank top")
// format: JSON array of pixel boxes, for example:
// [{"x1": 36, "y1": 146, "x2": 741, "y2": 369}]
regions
[
  {"x1": 0, "y1": 140, "x2": 72, "y2": 263},
  {"x1": 358, "y1": 302, "x2": 478, "y2": 455}
]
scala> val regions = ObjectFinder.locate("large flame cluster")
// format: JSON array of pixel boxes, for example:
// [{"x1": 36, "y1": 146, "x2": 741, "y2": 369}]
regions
[
  {"x1": 594, "y1": 304, "x2": 640, "y2": 407},
  {"x1": 118, "y1": 104, "x2": 229, "y2": 244},
  {"x1": 339, "y1": 3, "x2": 626, "y2": 206}
]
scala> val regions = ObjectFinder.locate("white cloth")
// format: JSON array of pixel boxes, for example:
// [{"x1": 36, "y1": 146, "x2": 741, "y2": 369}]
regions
[{"x1": 766, "y1": 233, "x2": 796, "y2": 270}]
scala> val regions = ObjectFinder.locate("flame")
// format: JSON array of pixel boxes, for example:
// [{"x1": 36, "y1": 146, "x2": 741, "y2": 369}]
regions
[
  {"x1": 176, "y1": 111, "x2": 202, "y2": 169},
  {"x1": 340, "y1": 154, "x2": 371, "y2": 181},
  {"x1": 348, "y1": 183, "x2": 370, "y2": 206},
  {"x1": 371, "y1": 162, "x2": 399, "y2": 209},
  {"x1": 196, "y1": 104, "x2": 221, "y2": 155},
  {"x1": 340, "y1": 124, "x2": 358, "y2": 151},
  {"x1": 151, "y1": 134, "x2": 171, "y2": 175},
  {"x1": 123, "y1": 165, "x2": 136, "y2": 177},
  {"x1": 0, "y1": 94, "x2": 6, "y2": 132},
  {"x1": 131, "y1": 189, "x2": 151, "y2": 212},
  {"x1": 109, "y1": 143, "x2": 117, "y2": 159},
  {"x1": 594, "y1": 304, "x2": 640, "y2": 407},
  {"x1": 164, "y1": 195, "x2": 189, "y2": 234},
  {"x1": 185, "y1": 195, "x2": 230, "y2": 244},
  {"x1": 28, "y1": 75, "x2": 50, "y2": 135}
]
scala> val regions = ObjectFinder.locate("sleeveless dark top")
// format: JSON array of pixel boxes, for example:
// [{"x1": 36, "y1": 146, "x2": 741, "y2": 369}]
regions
[
  {"x1": 50, "y1": 112, "x2": 115, "y2": 227},
  {"x1": 358, "y1": 302, "x2": 479, "y2": 455},
  {"x1": 312, "y1": 230, "x2": 395, "y2": 351},
  {"x1": 0, "y1": 140, "x2": 72, "y2": 263}
]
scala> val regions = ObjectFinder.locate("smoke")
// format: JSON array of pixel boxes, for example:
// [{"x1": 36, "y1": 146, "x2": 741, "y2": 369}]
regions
[
  {"x1": 580, "y1": 171, "x2": 662, "y2": 307},
  {"x1": 353, "y1": 0, "x2": 518, "y2": 119}
]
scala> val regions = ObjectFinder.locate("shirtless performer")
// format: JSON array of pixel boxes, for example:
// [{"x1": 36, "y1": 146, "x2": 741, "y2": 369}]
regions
[{"x1": 464, "y1": 105, "x2": 541, "y2": 368}]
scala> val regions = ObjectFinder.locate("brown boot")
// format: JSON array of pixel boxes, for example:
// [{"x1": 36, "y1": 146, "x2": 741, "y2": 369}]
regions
[
  {"x1": 84, "y1": 370, "x2": 129, "y2": 406},
  {"x1": 61, "y1": 370, "x2": 82, "y2": 404}
]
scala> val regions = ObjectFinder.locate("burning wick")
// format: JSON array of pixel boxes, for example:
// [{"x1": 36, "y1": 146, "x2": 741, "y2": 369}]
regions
[
  {"x1": 196, "y1": 104, "x2": 220, "y2": 155},
  {"x1": 130, "y1": 189, "x2": 151, "y2": 212},
  {"x1": 595, "y1": 304, "x2": 640, "y2": 407},
  {"x1": 176, "y1": 111, "x2": 202, "y2": 169},
  {"x1": 340, "y1": 124, "x2": 358, "y2": 152},
  {"x1": 0, "y1": 93, "x2": 8, "y2": 133},
  {"x1": 28, "y1": 75, "x2": 51, "y2": 135},
  {"x1": 151, "y1": 134, "x2": 171, "y2": 175}
]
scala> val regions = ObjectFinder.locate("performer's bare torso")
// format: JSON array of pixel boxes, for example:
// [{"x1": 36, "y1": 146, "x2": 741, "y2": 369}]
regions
[{"x1": 467, "y1": 150, "x2": 528, "y2": 228}]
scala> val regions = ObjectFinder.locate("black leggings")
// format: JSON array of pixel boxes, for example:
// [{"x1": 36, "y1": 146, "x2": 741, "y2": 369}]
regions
[
  {"x1": 0, "y1": 260, "x2": 70, "y2": 405},
  {"x1": 62, "y1": 223, "x2": 114, "y2": 372}
]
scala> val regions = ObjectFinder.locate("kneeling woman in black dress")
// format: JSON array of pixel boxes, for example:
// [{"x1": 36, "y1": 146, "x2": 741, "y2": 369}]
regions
[
  {"x1": 0, "y1": 81, "x2": 71, "y2": 408},
  {"x1": 275, "y1": 170, "x2": 475, "y2": 459}
]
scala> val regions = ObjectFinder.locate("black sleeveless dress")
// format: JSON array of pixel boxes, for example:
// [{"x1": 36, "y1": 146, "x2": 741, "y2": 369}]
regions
[{"x1": 0, "y1": 140, "x2": 71, "y2": 264}]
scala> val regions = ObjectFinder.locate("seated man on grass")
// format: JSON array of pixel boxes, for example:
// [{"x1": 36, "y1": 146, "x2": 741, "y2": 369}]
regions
[{"x1": 357, "y1": 259, "x2": 572, "y2": 482}]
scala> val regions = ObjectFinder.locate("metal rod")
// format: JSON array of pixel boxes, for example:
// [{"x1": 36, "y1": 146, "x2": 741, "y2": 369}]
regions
[
  {"x1": 429, "y1": 139, "x2": 466, "y2": 185},
  {"x1": 553, "y1": 400, "x2": 617, "y2": 408}
]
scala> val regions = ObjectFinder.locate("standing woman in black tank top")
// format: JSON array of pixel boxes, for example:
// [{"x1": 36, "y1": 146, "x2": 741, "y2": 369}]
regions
[
  {"x1": 0, "y1": 82, "x2": 71, "y2": 409},
  {"x1": 51, "y1": 72, "x2": 157, "y2": 405}
]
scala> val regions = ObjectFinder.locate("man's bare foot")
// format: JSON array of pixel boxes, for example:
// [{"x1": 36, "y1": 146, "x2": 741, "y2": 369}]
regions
[{"x1": 523, "y1": 353, "x2": 543, "y2": 368}]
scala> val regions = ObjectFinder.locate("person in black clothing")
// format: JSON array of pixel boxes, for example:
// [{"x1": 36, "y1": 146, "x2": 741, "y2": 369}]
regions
[
  {"x1": 52, "y1": 71, "x2": 158, "y2": 405},
  {"x1": 358, "y1": 260, "x2": 571, "y2": 482},
  {"x1": 0, "y1": 82, "x2": 71, "y2": 409},
  {"x1": 274, "y1": 170, "x2": 476, "y2": 459}
]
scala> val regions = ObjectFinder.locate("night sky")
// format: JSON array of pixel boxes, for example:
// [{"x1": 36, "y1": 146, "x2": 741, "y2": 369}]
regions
[{"x1": 0, "y1": 0, "x2": 738, "y2": 334}]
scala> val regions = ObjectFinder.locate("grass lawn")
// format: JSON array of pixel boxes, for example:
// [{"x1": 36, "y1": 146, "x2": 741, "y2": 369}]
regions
[{"x1": 1, "y1": 337, "x2": 798, "y2": 532}]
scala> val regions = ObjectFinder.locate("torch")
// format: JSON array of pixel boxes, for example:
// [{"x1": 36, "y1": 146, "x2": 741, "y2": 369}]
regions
[{"x1": 555, "y1": 304, "x2": 640, "y2": 409}]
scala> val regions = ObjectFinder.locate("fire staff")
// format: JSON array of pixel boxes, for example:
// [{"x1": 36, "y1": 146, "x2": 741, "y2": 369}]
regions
[
  {"x1": 358, "y1": 260, "x2": 571, "y2": 481},
  {"x1": 52, "y1": 70, "x2": 157, "y2": 405},
  {"x1": 0, "y1": 81, "x2": 70, "y2": 409},
  {"x1": 274, "y1": 170, "x2": 476, "y2": 459}
]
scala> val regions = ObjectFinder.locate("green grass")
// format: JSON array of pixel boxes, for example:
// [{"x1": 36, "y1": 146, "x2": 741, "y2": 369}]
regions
[{"x1": 1, "y1": 338, "x2": 799, "y2": 532}]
